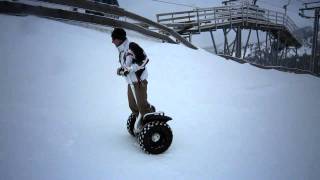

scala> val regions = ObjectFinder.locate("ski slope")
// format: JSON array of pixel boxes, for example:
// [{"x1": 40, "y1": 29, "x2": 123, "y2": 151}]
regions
[{"x1": 0, "y1": 14, "x2": 320, "y2": 180}]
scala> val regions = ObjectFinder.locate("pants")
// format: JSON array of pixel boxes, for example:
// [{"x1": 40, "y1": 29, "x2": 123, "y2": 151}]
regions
[{"x1": 127, "y1": 80, "x2": 153, "y2": 118}]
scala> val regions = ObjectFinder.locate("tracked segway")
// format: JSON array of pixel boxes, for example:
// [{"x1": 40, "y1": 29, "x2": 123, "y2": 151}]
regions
[{"x1": 126, "y1": 78, "x2": 173, "y2": 154}]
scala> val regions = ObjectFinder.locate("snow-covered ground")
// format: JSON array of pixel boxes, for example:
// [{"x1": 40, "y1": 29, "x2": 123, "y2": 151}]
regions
[{"x1": 0, "y1": 14, "x2": 320, "y2": 180}]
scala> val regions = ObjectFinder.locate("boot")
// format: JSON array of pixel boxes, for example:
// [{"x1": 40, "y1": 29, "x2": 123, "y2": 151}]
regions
[{"x1": 150, "y1": 105, "x2": 156, "y2": 113}]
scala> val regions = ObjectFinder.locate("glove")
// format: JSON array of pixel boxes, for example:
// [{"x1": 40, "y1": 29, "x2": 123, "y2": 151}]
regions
[
  {"x1": 117, "y1": 67, "x2": 130, "y2": 76},
  {"x1": 116, "y1": 67, "x2": 122, "y2": 76}
]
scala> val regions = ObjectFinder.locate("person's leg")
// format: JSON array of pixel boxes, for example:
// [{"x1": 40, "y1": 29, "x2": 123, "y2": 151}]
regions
[
  {"x1": 133, "y1": 80, "x2": 155, "y2": 118},
  {"x1": 127, "y1": 84, "x2": 139, "y2": 116}
]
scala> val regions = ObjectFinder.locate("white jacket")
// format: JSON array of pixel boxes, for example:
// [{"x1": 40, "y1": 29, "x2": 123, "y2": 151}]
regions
[{"x1": 117, "y1": 39, "x2": 148, "y2": 84}]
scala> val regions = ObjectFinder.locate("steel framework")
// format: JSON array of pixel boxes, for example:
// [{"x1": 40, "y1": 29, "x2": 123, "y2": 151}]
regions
[
  {"x1": 157, "y1": 1, "x2": 302, "y2": 66},
  {"x1": 299, "y1": 1, "x2": 320, "y2": 74}
]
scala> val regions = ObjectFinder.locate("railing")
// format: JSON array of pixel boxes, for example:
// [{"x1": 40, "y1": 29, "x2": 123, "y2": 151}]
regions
[
  {"x1": 0, "y1": 0, "x2": 198, "y2": 49},
  {"x1": 157, "y1": 4, "x2": 301, "y2": 45}
]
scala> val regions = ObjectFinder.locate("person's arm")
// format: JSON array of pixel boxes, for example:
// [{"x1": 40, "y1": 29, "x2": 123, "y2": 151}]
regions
[
  {"x1": 126, "y1": 49, "x2": 149, "y2": 72},
  {"x1": 123, "y1": 51, "x2": 135, "y2": 72},
  {"x1": 116, "y1": 52, "x2": 132, "y2": 76}
]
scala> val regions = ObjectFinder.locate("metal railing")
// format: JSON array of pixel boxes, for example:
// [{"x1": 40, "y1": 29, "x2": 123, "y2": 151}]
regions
[
  {"x1": 0, "y1": 0, "x2": 198, "y2": 49},
  {"x1": 157, "y1": 4, "x2": 301, "y2": 45}
]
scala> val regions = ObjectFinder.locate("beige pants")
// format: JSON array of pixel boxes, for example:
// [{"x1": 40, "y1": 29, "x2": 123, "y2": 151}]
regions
[{"x1": 127, "y1": 80, "x2": 153, "y2": 117}]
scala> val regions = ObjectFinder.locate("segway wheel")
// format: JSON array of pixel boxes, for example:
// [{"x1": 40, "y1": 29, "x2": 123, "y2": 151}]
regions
[
  {"x1": 138, "y1": 121, "x2": 173, "y2": 154},
  {"x1": 126, "y1": 113, "x2": 136, "y2": 137}
]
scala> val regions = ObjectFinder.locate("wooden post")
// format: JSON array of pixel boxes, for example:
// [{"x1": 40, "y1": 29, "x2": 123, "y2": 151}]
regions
[
  {"x1": 229, "y1": 6, "x2": 232, "y2": 29},
  {"x1": 196, "y1": 8, "x2": 200, "y2": 33},
  {"x1": 283, "y1": 12, "x2": 285, "y2": 29},
  {"x1": 255, "y1": 6, "x2": 258, "y2": 26},
  {"x1": 214, "y1": 8, "x2": 217, "y2": 30},
  {"x1": 267, "y1": 10, "x2": 270, "y2": 27},
  {"x1": 241, "y1": 4, "x2": 244, "y2": 26}
]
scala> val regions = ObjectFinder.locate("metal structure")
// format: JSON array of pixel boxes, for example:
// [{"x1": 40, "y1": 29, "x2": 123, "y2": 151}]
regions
[
  {"x1": 0, "y1": 0, "x2": 198, "y2": 49},
  {"x1": 156, "y1": 0, "x2": 301, "y2": 66},
  {"x1": 299, "y1": 1, "x2": 320, "y2": 74},
  {"x1": 93, "y1": 0, "x2": 119, "y2": 6}
]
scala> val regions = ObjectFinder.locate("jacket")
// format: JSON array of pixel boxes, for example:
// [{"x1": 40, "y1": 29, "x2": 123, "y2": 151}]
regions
[{"x1": 117, "y1": 39, "x2": 149, "y2": 84}]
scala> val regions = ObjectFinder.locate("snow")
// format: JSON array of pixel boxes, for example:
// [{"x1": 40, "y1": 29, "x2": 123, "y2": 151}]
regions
[{"x1": 1, "y1": 14, "x2": 320, "y2": 180}]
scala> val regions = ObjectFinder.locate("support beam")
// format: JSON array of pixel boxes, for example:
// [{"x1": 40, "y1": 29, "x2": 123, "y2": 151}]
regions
[
  {"x1": 270, "y1": 34, "x2": 274, "y2": 65},
  {"x1": 210, "y1": 30, "x2": 218, "y2": 54},
  {"x1": 236, "y1": 28, "x2": 242, "y2": 58},
  {"x1": 231, "y1": 28, "x2": 237, "y2": 56},
  {"x1": 256, "y1": 30, "x2": 261, "y2": 63},
  {"x1": 280, "y1": 40, "x2": 288, "y2": 65},
  {"x1": 312, "y1": 8, "x2": 319, "y2": 73},
  {"x1": 243, "y1": 29, "x2": 252, "y2": 59},
  {"x1": 284, "y1": 45, "x2": 288, "y2": 59},
  {"x1": 276, "y1": 31, "x2": 280, "y2": 66},
  {"x1": 265, "y1": 31, "x2": 269, "y2": 65},
  {"x1": 231, "y1": 39, "x2": 236, "y2": 56},
  {"x1": 223, "y1": 28, "x2": 231, "y2": 55}
]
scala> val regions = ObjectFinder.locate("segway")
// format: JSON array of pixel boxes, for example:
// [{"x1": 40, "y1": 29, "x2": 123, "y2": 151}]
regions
[{"x1": 126, "y1": 78, "x2": 173, "y2": 154}]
